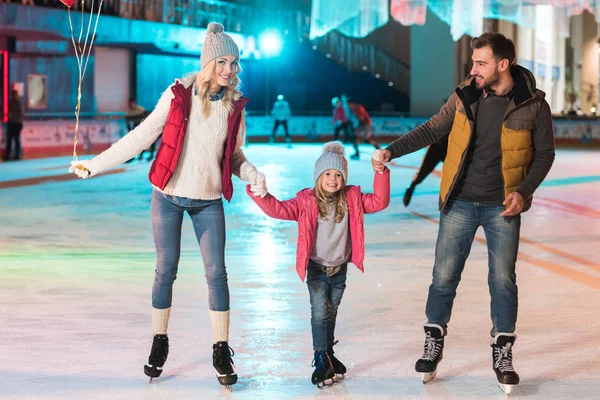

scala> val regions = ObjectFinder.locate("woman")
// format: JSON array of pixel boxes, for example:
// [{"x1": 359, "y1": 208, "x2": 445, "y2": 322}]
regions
[{"x1": 69, "y1": 22, "x2": 264, "y2": 389}]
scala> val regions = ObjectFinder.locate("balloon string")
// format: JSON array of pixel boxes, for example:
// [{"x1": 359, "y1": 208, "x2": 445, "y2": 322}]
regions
[{"x1": 69, "y1": 0, "x2": 104, "y2": 163}]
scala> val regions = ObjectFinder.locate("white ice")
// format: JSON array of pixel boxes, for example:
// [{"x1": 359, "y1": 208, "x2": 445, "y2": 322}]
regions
[{"x1": 0, "y1": 144, "x2": 599, "y2": 399}]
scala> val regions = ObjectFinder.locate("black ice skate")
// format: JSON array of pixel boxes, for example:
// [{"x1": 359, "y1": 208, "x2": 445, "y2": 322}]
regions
[
  {"x1": 415, "y1": 324, "x2": 445, "y2": 384},
  {"x1": 144, "y1": 334, "x2": 169, "y2": 383},
  {"x1": 327, "y1": 341, "x2": 347, "y2": 380},
  {"x1": 311, "y1": 350, "x2": 335, "y2": 389},
  {"x1": 403, "y1": 182, "x2": 416, "y2": 207},
  {"x1": 213, "y1": 341, "x2": 238, "y2": 390},
  {"x1": 492, "y1": 333, "x2": 520, "y2": 395}
]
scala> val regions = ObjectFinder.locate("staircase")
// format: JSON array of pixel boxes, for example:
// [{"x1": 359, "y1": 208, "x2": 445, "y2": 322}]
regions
[{"x1": 310, "y1": 30, "x2": 410, "y2": 94}]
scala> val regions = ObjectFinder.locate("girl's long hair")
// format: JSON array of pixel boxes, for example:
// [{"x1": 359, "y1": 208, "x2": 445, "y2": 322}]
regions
[
  {"x1": 314, "y1": 175, "x2": 347, "y2": 223},
  {"x1": 195, "y1": 59, "x2": 242, "y2": 119}
]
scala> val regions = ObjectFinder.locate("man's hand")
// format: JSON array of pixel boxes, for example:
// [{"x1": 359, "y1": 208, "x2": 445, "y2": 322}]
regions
[
  {"x1": 500, "y1": 192, "x2": 525, "y2": 217},
  {"x1": 371, "y1": 149, "x2": 391, "y2": 174},
  {"x1": 246, "y1": 169, "x2": 258, "y2": 185}
]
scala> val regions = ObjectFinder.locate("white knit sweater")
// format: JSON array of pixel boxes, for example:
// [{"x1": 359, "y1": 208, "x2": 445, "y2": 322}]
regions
[{"x1": 89, "y1": 74, "x2": 256, "y2": 200}]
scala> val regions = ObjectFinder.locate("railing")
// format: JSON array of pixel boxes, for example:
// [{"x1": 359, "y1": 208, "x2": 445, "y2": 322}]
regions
[
  {"x1": 165, "y1": 0, "x2": 311, "y2": 38},
  {"x1": 10, "y1": 0, "x2": 311, "y2": 38}
]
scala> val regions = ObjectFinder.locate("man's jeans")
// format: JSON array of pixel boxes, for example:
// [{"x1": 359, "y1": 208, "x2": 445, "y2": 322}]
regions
[
  {"x1": 151, "y1": 189, "x2": 229, "y2": 311},
  {"x1": 425, "y1": 200, "x2": 520, "y2": 336},
  {"x1": 306, "y1": 261, "x2": 348, "y2": 351}
]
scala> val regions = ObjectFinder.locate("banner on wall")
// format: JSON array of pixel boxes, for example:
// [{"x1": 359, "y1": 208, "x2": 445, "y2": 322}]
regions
[{"x1": 0, "y1": 120, "x2": 126, "y2": 156}]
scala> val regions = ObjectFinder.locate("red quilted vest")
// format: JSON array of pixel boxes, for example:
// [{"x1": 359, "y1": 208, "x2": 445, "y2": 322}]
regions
[{"x1": 148, "y1": 81, "x2": 249, "y2": 202}]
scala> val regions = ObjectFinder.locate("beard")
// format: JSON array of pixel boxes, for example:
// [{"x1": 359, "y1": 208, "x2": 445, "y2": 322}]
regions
[{"x1": 474, "y1": 67, "x2": 500, "y2": 90}]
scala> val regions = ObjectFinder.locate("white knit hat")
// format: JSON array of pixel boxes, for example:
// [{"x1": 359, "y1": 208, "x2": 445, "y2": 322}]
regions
[
  {"x1": 200, "y1": 22, "x2": 240, "y2": 68},
  {"x1": 314, "y1": 142, "x2": 348, "y2": 183}
]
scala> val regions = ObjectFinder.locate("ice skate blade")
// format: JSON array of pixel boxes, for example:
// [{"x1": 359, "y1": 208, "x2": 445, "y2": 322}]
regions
[
  {"x1": 421, "y1": 370, "x2": 437, "y2": 384},
  {"x1": 215, "y1": 368, "x2": 238, "y2": 386},
  {"x1": 316, "y1": 378, "x2": 334, "y2": 389},
  {"x1": 499, "y1": 383, "x2": 514, "y2": 395}
]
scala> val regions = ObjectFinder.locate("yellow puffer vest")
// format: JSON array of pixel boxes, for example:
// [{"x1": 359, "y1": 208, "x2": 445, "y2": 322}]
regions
[{"x1": 440, "y1": 66, "x2": 545, "y2": 212}]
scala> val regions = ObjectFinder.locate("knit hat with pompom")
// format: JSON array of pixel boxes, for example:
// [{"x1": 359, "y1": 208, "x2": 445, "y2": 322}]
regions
[
  {"x1": 200, "y1": 22, "x2": 240, "y2": 68},
  {"x1": 314, "y1": 141, "x2": 348, "y2": 183}
]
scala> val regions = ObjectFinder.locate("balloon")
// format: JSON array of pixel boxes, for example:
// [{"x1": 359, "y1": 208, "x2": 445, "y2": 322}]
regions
[{"x1": 60, "y1": 0, "x2": 77, "y2": 7}]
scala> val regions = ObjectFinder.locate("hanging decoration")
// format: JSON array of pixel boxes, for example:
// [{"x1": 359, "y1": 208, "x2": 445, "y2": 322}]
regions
[
  {"x1": 310, "y1": 0, "x2": 389, "y2": 39},
  {"x1": 390, "y1": 0, "x2": 428, "y2": 26}
]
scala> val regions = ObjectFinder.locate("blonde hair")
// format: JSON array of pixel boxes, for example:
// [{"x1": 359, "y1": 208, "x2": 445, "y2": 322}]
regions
[
  {"x1": 315, "y1": 174, "x2": 347, "y2": 223},
  {"x1": 195, "y1": 59, "x2": 242, "y2": 119}
]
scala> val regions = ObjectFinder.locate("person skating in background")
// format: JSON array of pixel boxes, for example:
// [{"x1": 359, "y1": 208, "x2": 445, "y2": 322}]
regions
[
  {"x1": 347, "y1": 99, "x2": 381, "y2": 160},
  {"x1": 4, "y1": 89, "x2": 24, "y2": 161},
  {"x1": 332, "y1": 97, "x2": 351, "y2": 143},
  {"x1": 403, "y1": 134, "x2": 448, "y2": 207},
  {"x1": 270, "y1": 94, "x2": 292, "y2": 143}
]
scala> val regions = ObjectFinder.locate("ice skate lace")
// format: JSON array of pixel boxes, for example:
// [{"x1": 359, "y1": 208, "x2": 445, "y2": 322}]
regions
[
  {"x1": 494, "y1": 342, "x2": 515, "y2": 373},
  {"x1": 312, "y1": 351, "x2": 331, "y2": 370},
  {"x1": 215, "y1": 343, "x2": 235, "y2": 371},
  {"x1": 422, "y1": 332, "x2": 443, "y2": 361}
]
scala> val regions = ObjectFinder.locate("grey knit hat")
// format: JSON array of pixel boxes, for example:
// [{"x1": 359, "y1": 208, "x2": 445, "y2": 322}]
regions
[
  {"x1": 200, "y1": 22, "x2": 240, "y2": 68},
  {"x1": 314, "y1": 142, "x2": 348, "y2": 183}
]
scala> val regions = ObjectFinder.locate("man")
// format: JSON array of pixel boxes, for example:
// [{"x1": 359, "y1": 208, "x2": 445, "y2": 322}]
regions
[
  {"x1": 270, "y1": 94, "x2": 292, "y2": 143},
  {"x1": 347, "y1": 99, "x2": 381, "y2": 160},
  {"x1": 5, "y1": 89, "x2": 24, "y2": 161},
  {"x1": 372, "y1": 32, "x2": 555, "y2": 394}
]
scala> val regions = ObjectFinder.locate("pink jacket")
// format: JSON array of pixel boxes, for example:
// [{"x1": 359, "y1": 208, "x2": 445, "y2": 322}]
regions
[
  {"x1": 333, "y1": 107, "x2": 348, "y2": 124},
  {"x1": 246, "y1": 168, "x2": 390, "y2": 281}
]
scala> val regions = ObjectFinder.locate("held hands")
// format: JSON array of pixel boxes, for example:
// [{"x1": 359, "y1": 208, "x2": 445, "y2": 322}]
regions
[
  {"x1": 249, "y1": 172, "x2": 267, "y2": 198},
  {"x1": 246, "y1": 169, "x2": 258, "y2": 186},
  {"x1": 371, "y1": 149, "x2": 391, "y2": 174},
  {"x1": 68, "y1": 160, "x2": 95, "y2": 179},
  {"x1": 500, "y1": 192, "x2": 525, "y2": 217}
]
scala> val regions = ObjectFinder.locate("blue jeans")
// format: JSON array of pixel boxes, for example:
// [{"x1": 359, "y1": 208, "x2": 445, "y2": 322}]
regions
[
  {"x1": 426, "y1": 200, "x2": 520, "y2": 336},
  {"x1": 151, "y1": 189, "x2": 229, "y2": 311},
  {"x1": 306, "y1": 261, "x2": 348, "y2": 351}
]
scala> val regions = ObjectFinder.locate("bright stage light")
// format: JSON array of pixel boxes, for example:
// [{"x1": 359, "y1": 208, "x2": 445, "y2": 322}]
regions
[{"x1": 259, "y1": 30, "x2": 283, "y2": 58}]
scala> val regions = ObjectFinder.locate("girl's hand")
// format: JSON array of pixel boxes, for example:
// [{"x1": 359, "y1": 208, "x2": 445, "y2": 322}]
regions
[
  {"x1": 250, "y1": 172, "x2": 268, "y2": 198},
  {"x1": 371, "y1": 150, "x2": 389, "y2": 174}
]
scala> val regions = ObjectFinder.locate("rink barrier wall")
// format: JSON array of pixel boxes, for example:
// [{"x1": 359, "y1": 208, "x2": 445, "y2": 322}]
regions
[{"x1": 1, "y1": 116, "x2": 599, "y2": 159}]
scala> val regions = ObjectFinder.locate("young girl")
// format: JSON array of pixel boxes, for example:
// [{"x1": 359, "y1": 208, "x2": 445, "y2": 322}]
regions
[
  {"x1": 69, "y1": 22, "x2": 263, "y2": 389},
  {"x1": 247, "y1": 142, "x2": 390, "y2": 387}
]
